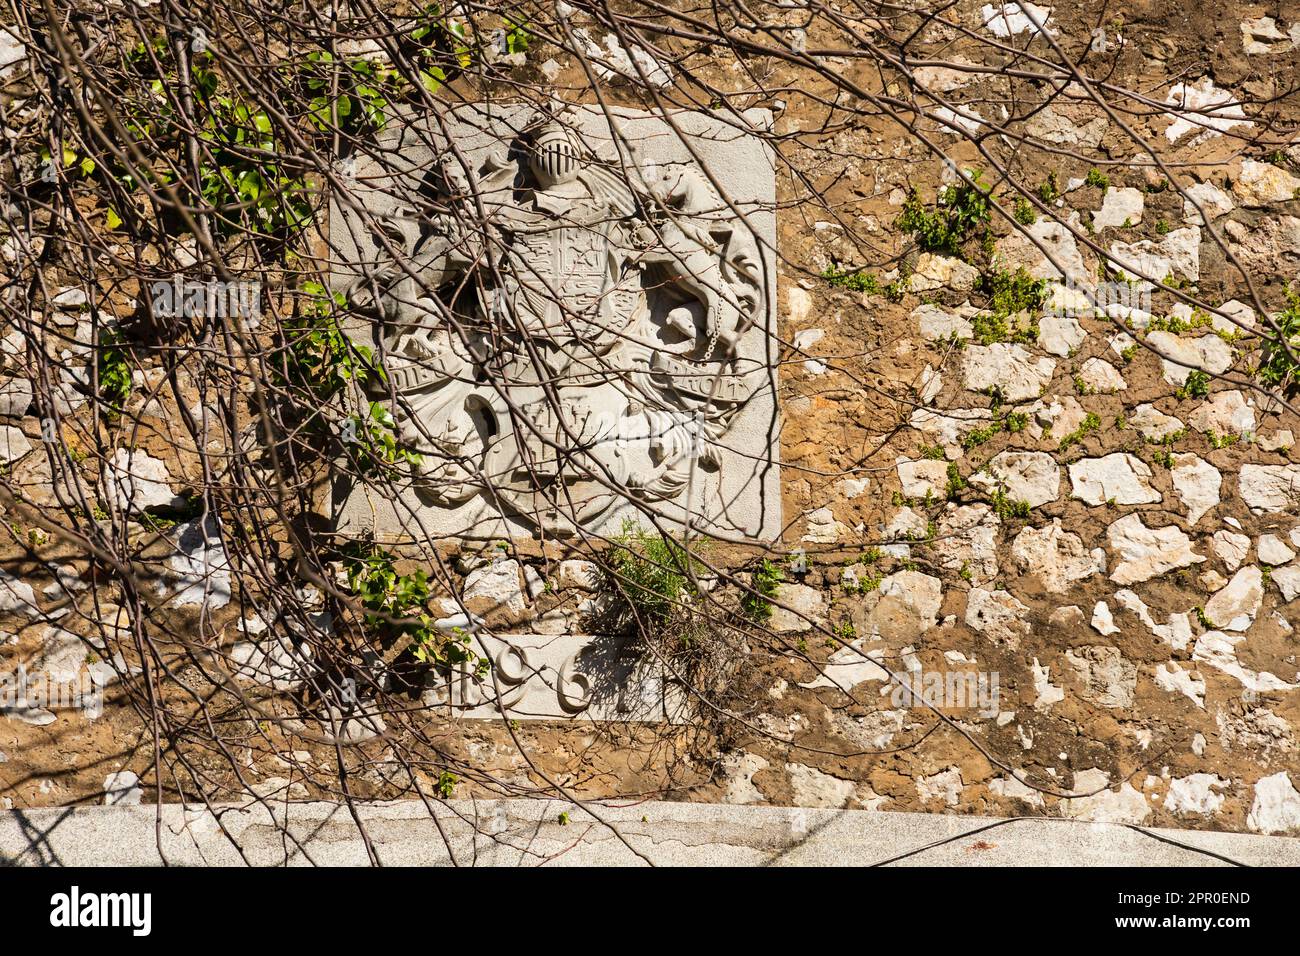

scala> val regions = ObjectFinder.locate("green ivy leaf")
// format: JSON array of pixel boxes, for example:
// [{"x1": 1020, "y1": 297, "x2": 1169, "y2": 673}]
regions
[{"x1": 420, "y1": 67, "x2": 445, "y2": 93}]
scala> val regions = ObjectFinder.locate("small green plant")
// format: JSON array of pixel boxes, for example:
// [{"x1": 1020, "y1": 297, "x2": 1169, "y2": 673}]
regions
[
  {"x1": 960, "y1": 410, "x2": 1032, "y2": 451},
  {"x1": 1147, "y1": 310, "x2": 1212, "y2": 336},
  {"x1": 970, "y1": 309, "x2": 1034, "y2": 346},
  {"x1": 189, "y1": 51, "x2": 313, "y2": 236},
  {"x1": 970, "y1": 265, "x2": 1049, "y2": 345},
  {"x1": 961, "y1": 424, "x2": 998, "y2": 450},
  {"x1": 741, "y1": 557, "x2": 785, "y2": 623},
  {"x1": 98, "y1": 330, "x2": 133, "y2": 415},
  {"x1": 919, "y1": 444, "x2": 946, "y2": 460},
  {"x1": 302, "y1": 51, "x2": 405, "y2": 133},
  {"x1": 1058, "y1": 412, "x2": 1102, "y2": 451},
  {"x1": 820, "y1": 264, "x2": 882, "y2": 293},
  {"x1": 988, "y1": 487, "x2": 1031, "y2": 520},
  {"x1": 345, "y1": 402, "x2": 425, "y2": 474},
  {"x1": 280, "y1": 281, "x2": 381, "y2": 402},
  {"x1": 1013, "y1": 197, "x2": 1037, "y2": 225},
  {"x1": 1149, "y1": 428, "x2": 1187, "y2": 447},
  {"x1": 896, "y1": 170, "x2": 991, "y2": 255},
  {"x1": 504, "y1": 17, "x2": 532, "y2": 54},
  {"x1": 1175, "y1": 369, "x2": 1211, "y2": 400},
  {"x1": 1037, "y1": 172, "x2": 1060, "y2": 204},
  {"x1": 946, "y1": 462, "x2": 967, "y2": 497},
  {"x1": 607, "y1": 521, "x2": 706, "y2": 633},
  {"x1": 884, "y1": 279, "x2": 908, "y2": 302},
  {"x1": 279, "y1": 282, "x2": 422, "y2": 472},
  {"x1": 846, "y1": 570, "x2": 883, "y2": 594},
  {"x1": 342, "y1": 543, "x2": 483, "y2": 669},
  {"x1": 139, "y1": 513, "x2": 180, "y2": 533},
  {"x1": 437, "y1": 771, "x2": 458, "y2": 798},
  {"x1": 1257, "y1": 293, "x2": 1300, "y2": 393},
  {"x1": 1084, "y1": 167, "x2": 1110, "y2": 189}
]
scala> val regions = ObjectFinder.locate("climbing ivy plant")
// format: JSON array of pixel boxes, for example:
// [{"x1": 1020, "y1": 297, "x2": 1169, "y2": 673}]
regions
[{"x1": 342, "y1": 543, "x2": 484, "y2": 669}]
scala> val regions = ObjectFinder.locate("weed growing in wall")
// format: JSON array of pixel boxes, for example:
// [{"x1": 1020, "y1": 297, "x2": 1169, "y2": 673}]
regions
[{"x1": 896, "y1": 169, "x2": 991, "y2": 255}]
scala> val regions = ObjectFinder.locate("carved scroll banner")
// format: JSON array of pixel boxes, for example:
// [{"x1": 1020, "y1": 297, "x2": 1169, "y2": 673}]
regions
[
  {"x1": 326, "y1": 103, "x2": 781, "y2": 541},
  {"x1": 423, "y1": 633, "x2": 688, "y2": 722}
]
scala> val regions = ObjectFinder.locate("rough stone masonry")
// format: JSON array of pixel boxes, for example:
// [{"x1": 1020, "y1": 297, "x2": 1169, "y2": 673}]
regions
[{"x1": 1, "y1": 1, "x2": 1299, "y2": 843}]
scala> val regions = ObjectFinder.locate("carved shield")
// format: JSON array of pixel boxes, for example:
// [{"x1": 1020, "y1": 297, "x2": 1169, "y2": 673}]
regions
[{"x1": 500, "y1": 222, "x2": 637, "y2": 345}]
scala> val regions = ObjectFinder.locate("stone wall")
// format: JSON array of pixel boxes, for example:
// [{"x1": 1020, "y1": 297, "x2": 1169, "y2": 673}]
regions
[{"x1": 1, "y1": 1, "x2": 1299, "y2": 839}]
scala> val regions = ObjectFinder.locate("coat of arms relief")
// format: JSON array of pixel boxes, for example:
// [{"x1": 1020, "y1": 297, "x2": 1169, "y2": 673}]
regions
[{"x1": 329, "y1": 104, "x2": 780, "y2": 540}]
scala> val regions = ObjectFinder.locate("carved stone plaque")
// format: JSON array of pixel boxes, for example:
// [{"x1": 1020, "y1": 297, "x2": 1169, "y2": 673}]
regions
[
  {"x1": 327, "y1": 103, "x2": 780, "y2": 540},
  {"x1": 422, "y1": 633, "x2": 686, "y2": 722}
]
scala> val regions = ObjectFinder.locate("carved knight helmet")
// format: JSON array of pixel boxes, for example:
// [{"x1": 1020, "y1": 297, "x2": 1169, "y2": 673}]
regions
[{"x1": 528, "y1": 121, "x2": 582, "y2": 188}]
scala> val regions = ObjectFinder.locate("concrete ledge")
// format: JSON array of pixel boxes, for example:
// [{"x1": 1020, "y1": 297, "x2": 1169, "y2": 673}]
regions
[{"x1": 2, "y1": 799, "x2": 1297, "y2": 866}]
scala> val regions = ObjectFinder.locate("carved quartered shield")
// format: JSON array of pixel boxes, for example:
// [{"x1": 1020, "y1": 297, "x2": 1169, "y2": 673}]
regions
[{"x1": 495, "y1": 216, "x2": 643, "y2": 350}]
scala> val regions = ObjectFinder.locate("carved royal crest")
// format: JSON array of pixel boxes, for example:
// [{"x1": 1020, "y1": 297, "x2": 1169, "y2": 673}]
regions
[{"x1": 330, "y1": 104, "x2": 780, "y2": 540}]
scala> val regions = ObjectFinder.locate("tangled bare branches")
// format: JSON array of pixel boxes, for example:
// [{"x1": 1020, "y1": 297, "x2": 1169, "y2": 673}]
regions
[{"x1": 1, "y1": 0, "x2": 1298, "y2": 862}]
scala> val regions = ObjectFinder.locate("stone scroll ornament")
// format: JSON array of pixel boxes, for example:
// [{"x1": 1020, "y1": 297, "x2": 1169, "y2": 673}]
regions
[
  {"x1": 337, "y1": 105, "x2": 775, "y2": 538},
  {"x1": 426, "y1": 632, "x2": 687, "y2": 722}
]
